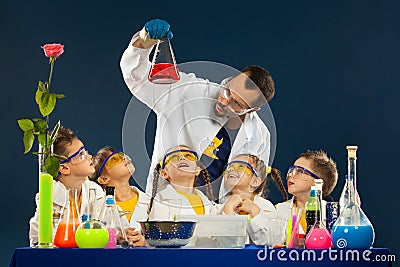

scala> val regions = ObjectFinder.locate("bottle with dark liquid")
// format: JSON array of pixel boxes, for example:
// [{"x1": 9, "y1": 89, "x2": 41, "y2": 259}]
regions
[{"x1": 305, "y1": 187, "x2": 320, "y2": 235}]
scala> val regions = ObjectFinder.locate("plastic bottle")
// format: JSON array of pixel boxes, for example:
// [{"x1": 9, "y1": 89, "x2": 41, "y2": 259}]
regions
[{"x1": 305, "y1": 187, "x2": 320, "y2": 235}]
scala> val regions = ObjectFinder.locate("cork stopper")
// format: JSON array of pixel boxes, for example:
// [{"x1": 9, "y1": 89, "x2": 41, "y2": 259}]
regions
[{"x1": 346, "y1": 145, "x2": 358, "y2": 158}]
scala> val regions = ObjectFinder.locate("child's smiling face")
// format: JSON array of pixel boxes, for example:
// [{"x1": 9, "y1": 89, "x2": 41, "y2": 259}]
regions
[
  {"x1": 223, "y1": 155, "x2": 260, "y2": 192},
  {"x1": 161, "y1": 146, "x2": 200, "y2": 183}
]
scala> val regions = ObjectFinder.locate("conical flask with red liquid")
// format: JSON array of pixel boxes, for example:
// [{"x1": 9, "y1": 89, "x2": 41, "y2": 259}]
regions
[
  {"x1": 54, "y1": 189, "x2": 81, "y2": 248},
  {"x1": 148, "y1": 38, "x2": 180, "y2": 84}
]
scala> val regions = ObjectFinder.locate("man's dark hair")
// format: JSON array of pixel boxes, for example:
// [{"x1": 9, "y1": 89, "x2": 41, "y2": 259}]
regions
[{"x1": 241, "y1": 65, "x2": 275, "y2": 106}]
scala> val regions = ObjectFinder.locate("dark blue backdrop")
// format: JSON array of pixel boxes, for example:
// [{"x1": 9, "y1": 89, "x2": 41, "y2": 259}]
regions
[{"x1": 2, "y1": 1, "x2": 399, "y2": 266}]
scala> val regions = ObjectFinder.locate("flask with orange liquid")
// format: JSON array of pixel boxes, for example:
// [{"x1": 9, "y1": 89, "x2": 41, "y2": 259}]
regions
[{"x1": 54, "y1": 189, "x2": 81, "y2": 248}]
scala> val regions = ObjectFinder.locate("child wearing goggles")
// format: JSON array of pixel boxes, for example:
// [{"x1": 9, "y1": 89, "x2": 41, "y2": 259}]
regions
[
  {"x1": 90, "y1": 146, "x2": 150, "y2": 247},
  {"x1": 29, "y1": 126, "x2": 105, "y2": 247},
  {"x1": 276, "y1": 150, "x2": 338, "y2": 235},
  {"x1": 222, "y1": 154, "x2": 288, "y2": 245},
  {"x1": 148, "y1": 145, "x2": 217, "y2": 221}
]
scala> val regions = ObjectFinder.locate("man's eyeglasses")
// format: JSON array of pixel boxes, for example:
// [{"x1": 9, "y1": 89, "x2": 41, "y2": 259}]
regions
[
  {"x1": 223, "y1": 160, "x2": 259, "y2": 177},
  {"x1": 98, "y1": 150, "x2": 132, "y2": 176},
  {"x1": 220, "y1": 77, "x2": 260, "y2": 115},
  {"x1": 287, "y1": 165, "x2": 320, "y2": 181},
  {"x1": 161, "y1": 149, "x2": 198, "y2": 169},
  {"x1": 60, "y1": 146, "x2": 90, "y2": 165}
]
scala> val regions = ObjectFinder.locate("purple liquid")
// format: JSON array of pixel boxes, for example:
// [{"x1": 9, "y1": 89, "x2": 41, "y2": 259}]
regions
[{"x1": 332, "y1": 225, "x2": 374, "y2": 249}]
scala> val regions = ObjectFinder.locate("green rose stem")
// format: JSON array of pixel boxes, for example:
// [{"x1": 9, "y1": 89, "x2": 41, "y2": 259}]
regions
[
  {"x1": 38, "y1": 172, "x2": 53, "y2": 247},
  {"x1": 45, "y1": 57, "x2": 55, "y2": 147},
  {"x1": 38, "y1": 56, "x2": 55, "y2": 248}
]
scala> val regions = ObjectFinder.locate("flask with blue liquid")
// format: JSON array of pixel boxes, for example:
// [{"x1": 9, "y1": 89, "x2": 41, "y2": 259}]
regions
[{"x1": 332, "y1": 146, "x2": 375, "y2": 249}]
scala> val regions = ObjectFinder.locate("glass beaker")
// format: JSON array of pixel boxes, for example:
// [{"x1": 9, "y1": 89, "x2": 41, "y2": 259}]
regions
[
  {"x1": 332, "y1": 146, "x2": 375, "y2": 249},
  {"x1": 75, "y1": 188, "x2": 109, "y2": 248},
  {"x1": 148, "y1": 38, "x2": 180, "y2": 84},
  {"x1": 54, "y1": 189, "x2": 81, "y2": 248}
]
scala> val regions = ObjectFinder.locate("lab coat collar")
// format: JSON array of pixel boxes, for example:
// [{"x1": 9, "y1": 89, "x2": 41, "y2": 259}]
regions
[
  {"x1": 159, "y1": 184, "x2": 212, "y2": 206},
  {"x1": 131, "y1": 186, "x2": 151, "y2": 204}
]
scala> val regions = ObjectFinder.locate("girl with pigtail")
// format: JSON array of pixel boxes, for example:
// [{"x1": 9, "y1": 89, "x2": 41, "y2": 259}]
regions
[
  {"x1": 222, "y1": 154, "x2": 288, "y2": 245},
  {"x1": 148, "y1": 145, "x2": 218, "y2": 221}
]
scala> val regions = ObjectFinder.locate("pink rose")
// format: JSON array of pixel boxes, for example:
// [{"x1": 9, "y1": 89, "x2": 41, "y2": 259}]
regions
[{"x1": 41, "y1": 43, "x2": 64, "y2": 58}]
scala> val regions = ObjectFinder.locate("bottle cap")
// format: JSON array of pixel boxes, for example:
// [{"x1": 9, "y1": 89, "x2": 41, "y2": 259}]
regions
[
  {"x1": 315, "y1": 179, "x2": 323, "y2": 193},
  {"x1": 105, "y1": 186, "x2": 115, "y2": 196},
  {"x1": 346, "y1": 145, "x2": 358, "y2": 158},
  {"x1": 105, "y1": 197, "x2": 114, "y2": 205},
  {"x1": 310, "y1": 186, "x2": 317, "y2": 197}
]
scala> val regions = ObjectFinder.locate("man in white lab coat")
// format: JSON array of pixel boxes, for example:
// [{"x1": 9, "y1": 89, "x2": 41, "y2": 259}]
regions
[{"x1": 120, "y1": 19, "x2": 275, "y2": 201}]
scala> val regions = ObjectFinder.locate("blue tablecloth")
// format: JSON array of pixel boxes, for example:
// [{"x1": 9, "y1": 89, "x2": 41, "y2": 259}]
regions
[{"x1": 9, "y1": 246, "x2": 392, "y2": 267}]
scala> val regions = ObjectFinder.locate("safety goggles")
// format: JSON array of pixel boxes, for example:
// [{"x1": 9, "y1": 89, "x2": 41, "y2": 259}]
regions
[
  {"x1": 223, "y1": 160, "x2": 259, "y2": 177},
  {"x1": 98, "y1": 151, "x2": 132, "y2": 176},
  {"x1": 286, "y1": 165, "x2": 320, "y2": 180},
  {"x1": 161, "y1": 149, "x2": 198, "y2": 169},
  {"x1": 60, "y1": 146, "x2": 90, "y2": 164},
  {"x1": 220, "y1": 77, "x2": 260, "y2": 115}
]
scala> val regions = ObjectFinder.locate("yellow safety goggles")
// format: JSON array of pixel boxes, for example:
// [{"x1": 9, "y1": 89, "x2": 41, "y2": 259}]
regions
[
  {"x1": 98, "y1": 151, "x2": 131, "y2": 176},
  {"x1": 161, "y1": 149, "x2": 198, "y2": 168},
  {"x1": 223, "y1": 160, "x2": 259, "y2": 177}
]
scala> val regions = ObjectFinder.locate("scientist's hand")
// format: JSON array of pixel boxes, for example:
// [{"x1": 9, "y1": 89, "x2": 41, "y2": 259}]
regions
[
  {"x1": 136, "y1": 19, "x2": 173, "y2": 48},
  {"x1": 125, "y1": 227, "x2": 146, "y2": 247},
  {"x1": 144, "y1": 19, "x2": 173, "y2": 39}
]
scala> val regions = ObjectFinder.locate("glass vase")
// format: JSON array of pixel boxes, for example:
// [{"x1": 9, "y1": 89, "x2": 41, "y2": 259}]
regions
[{"x1": 37, "y1": 144, "x2": 53, "y2": 248}]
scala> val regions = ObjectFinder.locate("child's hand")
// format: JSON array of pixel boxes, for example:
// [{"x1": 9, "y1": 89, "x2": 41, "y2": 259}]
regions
[
  {"x1": 237, "y1": 199, "x2": 260, "y2": 218},
  {"x1": 125, "y1": 227, "x2": 146, "y2": 247},
  {"x1": 223, "y1": 194, "x2": 243, "y2": 215}
]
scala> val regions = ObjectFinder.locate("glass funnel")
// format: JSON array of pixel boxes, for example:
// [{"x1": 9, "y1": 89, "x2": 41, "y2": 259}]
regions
[
  {"x1": 75, "y1": 188, "x2": 108, "y2": 248},
  {"x1": 148, "y1": 38, "x2": 180, "y2": 84},
  {"x1": 332, "y1": 146, "x2": 375, "y2": 249},
  {"x1": 54, "y1": 189, "x2": 80, "y2": 248}
]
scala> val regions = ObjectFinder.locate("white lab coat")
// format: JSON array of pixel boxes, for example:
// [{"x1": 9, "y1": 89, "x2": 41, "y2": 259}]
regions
[
  {"x1": 29, "y1": 180, "x2": 105, "y2": 246},
  {"x1": 220, "y1": 195, "x2": 277, "y2": 245},
  {"x1": 120, "y1": 32, "x2": 271, "y2": 200},
  {"x1": 118, "y1": 186, "x2": 150, "y2": 231},
  {"x1": 148, "y1": 184, "x2": 218, "y2": 221},
  {"x1": 275, "y1": 197, "x2": 327, "y2": 235}
]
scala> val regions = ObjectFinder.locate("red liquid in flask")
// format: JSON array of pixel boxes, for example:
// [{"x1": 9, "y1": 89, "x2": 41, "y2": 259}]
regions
[{"x1": 148, "y1": 63, "x2": 180, "y2": 84}]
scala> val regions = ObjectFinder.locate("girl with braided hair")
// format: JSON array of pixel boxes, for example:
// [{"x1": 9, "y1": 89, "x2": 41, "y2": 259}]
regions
[
  {"x1": 148, "y1": 145, "x2": 218, "y2": 221},
  {"x1": 222, "y1": 154, "x2": 288, "y2": 245}
]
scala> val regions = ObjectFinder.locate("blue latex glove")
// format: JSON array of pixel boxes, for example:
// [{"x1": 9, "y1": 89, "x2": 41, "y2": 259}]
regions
[{"x1": 144, "y1": 19, "x2": 173, "y2": 39}]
